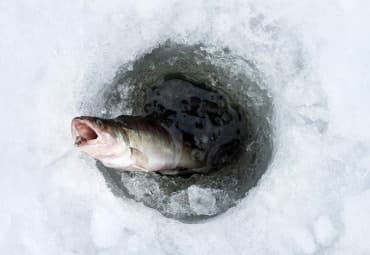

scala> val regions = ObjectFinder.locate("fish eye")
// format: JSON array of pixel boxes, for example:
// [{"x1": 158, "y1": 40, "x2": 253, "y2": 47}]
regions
[{"x1": 96, "y1": 119, "x2": 104, "y2": 128}]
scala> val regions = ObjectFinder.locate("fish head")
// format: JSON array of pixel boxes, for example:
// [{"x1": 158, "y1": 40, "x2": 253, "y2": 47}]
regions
[{"x1": 71, "y1": 116, "x2": 132, "y2": 168}]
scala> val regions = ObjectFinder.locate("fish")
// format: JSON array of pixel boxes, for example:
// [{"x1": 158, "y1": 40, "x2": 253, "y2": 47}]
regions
[{"x1": 71, "y1": 115, "x2": 205, "y2": 174}]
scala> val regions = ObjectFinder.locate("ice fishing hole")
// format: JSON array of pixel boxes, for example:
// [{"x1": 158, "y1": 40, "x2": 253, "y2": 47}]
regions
[{"x1": 84, "y1": 42, "x2": 273, "y2": 222}]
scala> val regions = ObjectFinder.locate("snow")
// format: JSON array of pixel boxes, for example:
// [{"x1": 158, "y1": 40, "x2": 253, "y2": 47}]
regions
[
  {"x1": 1, "y1": 0, "x2": 370, "y2": 254},
  {"x1": 313, "y1": 215, "x2": 337, "y2": 247}
]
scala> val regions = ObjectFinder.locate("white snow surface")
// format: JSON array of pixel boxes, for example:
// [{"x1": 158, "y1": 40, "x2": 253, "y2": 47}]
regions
[{"x1": 1, "y1": 0, "x2": 370, "y2": 254}]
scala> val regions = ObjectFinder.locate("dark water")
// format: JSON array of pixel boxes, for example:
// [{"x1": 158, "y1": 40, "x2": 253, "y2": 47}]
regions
[
  {"x1": 83, "y1": 42, "x2": 273, "y2": 221},
  {"x1": 143, "y1": 78, "x2": 246, "y2": 174}
]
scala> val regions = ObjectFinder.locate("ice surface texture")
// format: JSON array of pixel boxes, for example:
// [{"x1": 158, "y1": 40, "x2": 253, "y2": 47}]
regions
[{"x1": 1, "y1": 0, "x2": 370, "y2": 254}]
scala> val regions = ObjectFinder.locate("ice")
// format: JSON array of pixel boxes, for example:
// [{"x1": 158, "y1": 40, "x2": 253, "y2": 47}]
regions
[
  {"x1": 119, "y1": 170, "x2": 235, "y2": 218},
  {"x1": 188, "y1": 186, "x2": 218, "y2": 215},
  {"x1": 334, "y1": 189, "x2": 370, "y2": 254},
  {"x1": 1, "y1": 0, "x2": 370, "y2": 254},
  {"x1": 122, "y1": 173, "x2": 162, "y2": 201}
]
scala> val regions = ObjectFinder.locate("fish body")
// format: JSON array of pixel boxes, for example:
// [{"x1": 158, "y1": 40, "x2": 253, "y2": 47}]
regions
[{"x1": 71, "y1": 115, "x2": 204, "y2": 173}]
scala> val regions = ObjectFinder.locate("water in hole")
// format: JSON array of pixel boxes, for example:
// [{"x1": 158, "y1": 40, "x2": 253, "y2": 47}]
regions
[{"x1": 142, "y1": 78, "x2": 246, "y2": 175}]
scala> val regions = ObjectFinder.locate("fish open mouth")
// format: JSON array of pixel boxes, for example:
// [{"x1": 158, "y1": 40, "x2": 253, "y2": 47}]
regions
[{"x1": 71, "y1": 118, "x2": 98, "y2": 146}]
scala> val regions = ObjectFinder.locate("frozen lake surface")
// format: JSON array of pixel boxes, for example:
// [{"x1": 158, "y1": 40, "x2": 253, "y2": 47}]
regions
[{"x1": 1, "y1": 0, "x2": 370, "y2": 254}]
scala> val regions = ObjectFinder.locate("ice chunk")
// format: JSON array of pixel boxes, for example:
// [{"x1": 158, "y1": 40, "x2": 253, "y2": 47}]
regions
[
  {"x1": 188, "y1": 186, "x2": 218, "y2": 216},
  {"x1": 121, "y1": 173, "x2": 162, "y2": 200},
  {"x1": 167, "y1": 190, "x2": 190, "y2": 217}
]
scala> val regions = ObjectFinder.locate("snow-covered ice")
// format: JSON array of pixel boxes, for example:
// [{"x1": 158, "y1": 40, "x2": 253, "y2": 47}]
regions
[{"x1": 1, "y1": 0, "x2": 370, "y2": 254}]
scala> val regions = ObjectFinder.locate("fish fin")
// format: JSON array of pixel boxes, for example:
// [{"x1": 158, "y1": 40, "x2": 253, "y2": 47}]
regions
[
  {"x1": 130, "y1": 164, "x2": 149, "y2": 172},
  {"x1": 130, "y1": 147, "x2": 149, "y2": 170}
]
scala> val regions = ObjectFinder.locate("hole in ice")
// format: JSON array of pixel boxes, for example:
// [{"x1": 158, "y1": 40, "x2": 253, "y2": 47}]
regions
[{"x1": 82, "y1": 42, "x2": 273, "y2": 222}]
